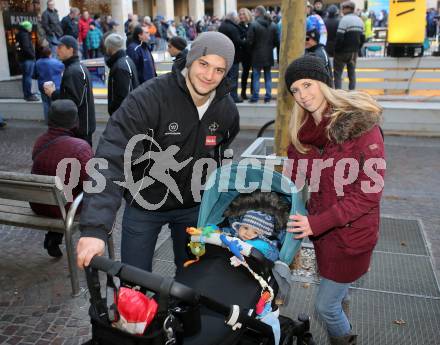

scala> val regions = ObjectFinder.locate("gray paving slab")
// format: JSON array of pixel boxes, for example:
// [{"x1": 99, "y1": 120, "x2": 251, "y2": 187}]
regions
[
  {"x1": 0, "y1": 120, "x2": 439, "y2": 344},
  {"x1": 282, "y1": 282, "x2": 440, "y2": 345}
]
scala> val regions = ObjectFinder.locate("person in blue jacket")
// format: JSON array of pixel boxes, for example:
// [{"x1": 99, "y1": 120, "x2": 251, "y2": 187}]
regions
[
  {"x1": 126, "y1": 25, "x2": 156, "y2": 84},
  {"x1": 34, "y1": 46, "x2": 64, "y2": 123}
]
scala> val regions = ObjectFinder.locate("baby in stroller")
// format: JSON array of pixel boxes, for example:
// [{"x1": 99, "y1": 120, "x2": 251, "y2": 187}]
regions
[
  {"x1": 181, "y1": 189, "x2": 293, "y2": 344},
  {"x1": 84, "y1": 164, "x2": 315, "y2": 345},
  {"x1": 228, "y1": 209, "x2": 281, "y2": 262}
]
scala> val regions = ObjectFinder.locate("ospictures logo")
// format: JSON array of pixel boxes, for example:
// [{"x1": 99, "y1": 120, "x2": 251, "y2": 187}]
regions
[
  {"x1": 55, "y1": 135, "x2": 386, "y2": 210},
  {"x1": 114, "y1": 134, "x2": 191, "y2": 210}
]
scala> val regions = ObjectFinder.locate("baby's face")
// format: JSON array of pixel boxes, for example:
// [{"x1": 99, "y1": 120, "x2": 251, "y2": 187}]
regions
[{"x1": 238, "y1": 224, "x2": 261, "y2": 241}]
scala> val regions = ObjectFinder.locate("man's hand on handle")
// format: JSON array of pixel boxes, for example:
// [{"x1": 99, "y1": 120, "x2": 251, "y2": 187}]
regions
[{"x1": 76, "y1": 237, "x2": 105, "y2": 268}]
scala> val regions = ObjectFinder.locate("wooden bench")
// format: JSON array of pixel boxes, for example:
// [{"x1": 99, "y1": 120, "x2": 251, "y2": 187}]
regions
[
  {"x1": 342, "y1": 57, "x2": 440, "y2": 96},
  {"x1": 0, "y1": 171, "x2": 114, "y2": 297}
]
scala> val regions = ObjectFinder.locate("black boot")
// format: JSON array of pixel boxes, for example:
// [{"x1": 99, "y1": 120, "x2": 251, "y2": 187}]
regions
[
  {"x1": 44, "y1": 232, "x2": 63, "y2": 258},
  {"x1": 241, "y1": 89, "x2": 248, "y2": 100},
  {"x1": 329, "y1": 334, "x2": 358, "y2": 345}
]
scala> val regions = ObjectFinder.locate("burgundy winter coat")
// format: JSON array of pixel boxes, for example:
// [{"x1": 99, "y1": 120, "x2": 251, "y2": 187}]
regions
[
  {"x1": 287, "y1": 110, "x2": 386, "y2": 283},
  {"x1": 30, "y1": 127, "x2": 93, "y2": 218}
]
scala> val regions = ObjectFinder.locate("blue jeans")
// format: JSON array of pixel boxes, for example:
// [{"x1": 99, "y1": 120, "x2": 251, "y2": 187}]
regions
[
  {"x1": 48, "y1": 35, "x2": 60, "y2": 57},
  {"x1": 20, "y1": 60, "x2": 35, "y2": 98},
  {"x1": 40, "y1": 90, "x2": 51, "y2": 124},
  {"x1": 227, "y1": 62, "x2": 240, "y2": 101},
  {"x1": 315, "y1": 277, "x2": 352, "y2": 337},
  {"x1": 251, "y1": 66, "x2": 272, "y2": 102},
  {"x1": 121, "y1": 204, "x2": 200, "y2": 274}
]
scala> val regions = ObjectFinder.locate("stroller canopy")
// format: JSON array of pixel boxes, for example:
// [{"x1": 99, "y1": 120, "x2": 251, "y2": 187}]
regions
[{"x1": 197, "y1": 162, "x2": 307, "y2": 265}]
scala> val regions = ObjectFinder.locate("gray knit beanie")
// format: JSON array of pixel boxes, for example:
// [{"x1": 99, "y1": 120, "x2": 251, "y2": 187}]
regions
[{"x1": 185, "y1": 32, "x2": 235, "y2": 73}]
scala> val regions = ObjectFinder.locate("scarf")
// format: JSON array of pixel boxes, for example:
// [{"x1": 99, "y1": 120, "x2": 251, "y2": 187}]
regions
[{"x1": 298, "y1": 113, "x2": 331, "y2": 149}]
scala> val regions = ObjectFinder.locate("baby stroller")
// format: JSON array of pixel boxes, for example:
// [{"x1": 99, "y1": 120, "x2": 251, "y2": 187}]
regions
[{"x1": 84, "y1": 163, "x2": 316, "y2": 345}]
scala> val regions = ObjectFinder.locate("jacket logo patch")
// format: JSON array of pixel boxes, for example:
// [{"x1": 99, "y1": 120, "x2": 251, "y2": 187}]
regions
[
  {"x1": 209, "y1": 122, "x2": 219, "y2": 133},
  {"x1": 165, "y1": 122, "x2": 181, "y2": 135},
  {"x1": 205, "y1": 135, "x2": 217, "y2": 146},
  {"x1": 368, "y1": 143, "x2": 378, "y2": 151}
]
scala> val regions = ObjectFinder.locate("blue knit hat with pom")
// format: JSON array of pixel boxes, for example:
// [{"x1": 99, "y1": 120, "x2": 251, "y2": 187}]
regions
[{"x1": 232, "y1": 210, "x2": 275, "y2": 237}]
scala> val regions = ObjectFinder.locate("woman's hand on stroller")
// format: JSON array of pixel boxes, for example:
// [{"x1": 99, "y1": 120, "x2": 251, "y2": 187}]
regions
[
  {"x1": 287, "y1": 214, "x2": 313, "y2": 239},
  {"x1": 76, "y1": 237, "x2": 105, "y2": 268}
]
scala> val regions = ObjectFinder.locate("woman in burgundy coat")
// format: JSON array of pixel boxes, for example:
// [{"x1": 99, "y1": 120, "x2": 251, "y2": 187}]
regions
[{"x1": 284, "y1": 56, "x2": 385, "y2": 345}]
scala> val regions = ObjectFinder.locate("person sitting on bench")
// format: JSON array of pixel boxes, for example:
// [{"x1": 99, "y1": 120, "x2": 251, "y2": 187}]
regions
[{"x1": 30, "y1": 99, "x2": 93, "y2": 257}]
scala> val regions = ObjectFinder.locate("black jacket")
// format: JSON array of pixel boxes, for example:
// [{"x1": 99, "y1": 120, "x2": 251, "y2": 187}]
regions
[
  {"x1": 174, "y1": 48, "x2": 188, "y2": 63},
  {"x1": 305, "y1": 45, "x2": 333, "y2": 86},
  {"x1": 247, "y1": 16, "x2": 279, "y2": 68},
  {"x1": 106, "y1": 49, "x2": 139, "y2": 115},
  {"x1": 79, "y1": 59, "x2": 240, "y2": 242},
  {"x1": 52, "y1": 56, "x2": 96, "y2": 140},
  {"x1": 324, "y1": 16, "x2": 340, "y2": 57},
  {"x1": 127, "y1": 39, "x2": 156, "y2": 84},
  {"x1": 61, "y1": 15, "x2": 79, "y2": 39},
  {"x1": 15, "y1": 27, "x2": 35, "y2": 62},
  {"x1": 238, "y1": 22, "x2": 252, "y2": 64},
  {"x1": 218, "y1": 19, "x2": 243, "y2": 63},
  {"x1": 42, "y1": 8, "x2": 63, "y2": 38}
]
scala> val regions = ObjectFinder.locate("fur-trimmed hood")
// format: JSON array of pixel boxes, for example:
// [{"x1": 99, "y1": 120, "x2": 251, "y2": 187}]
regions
[{"x1": 328, "y1": 109, "x2": 382, "y2": 144}]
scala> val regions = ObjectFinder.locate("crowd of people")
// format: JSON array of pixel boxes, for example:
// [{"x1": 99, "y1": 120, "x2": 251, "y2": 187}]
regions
[{"x1": 16, "y1": 0, "x2": 396, "y2": 107}]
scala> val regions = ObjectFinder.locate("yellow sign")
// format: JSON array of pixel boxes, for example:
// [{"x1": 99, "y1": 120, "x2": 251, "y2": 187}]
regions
[{"x1": 388, "y1": 0, "x2": 426, "y2": 44}]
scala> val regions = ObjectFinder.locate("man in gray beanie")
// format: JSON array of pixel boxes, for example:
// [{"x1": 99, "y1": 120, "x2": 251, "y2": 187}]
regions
[
  {"x1": 104, "y1": 33, "x2": 139, "y2": 115},
  {"x1": 76, "y1": 31, "x2": 239, "y2": 275}
]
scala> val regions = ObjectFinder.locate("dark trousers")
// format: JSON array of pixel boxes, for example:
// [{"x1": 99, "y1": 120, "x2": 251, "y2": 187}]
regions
[
  {"x1": 82, "y1": 41, "x2": 88, "y2": 59},
  {"x1": 88, "y1": 49, "x2": 99, "y2": 59},
  {"x1": 20, "y1": 60, "x2": 35, "y2": 98},
  {"x1": 333, "y1": 52, "x2": 358, "y2": 90},
  {"x1": 40, "y1": 90, "x2": 51, "y2": 124},
  {"x1": 121, "y1": 204, "x2": 199, "y2": 274},
  {"x1": 45, "y1": 231, "x2": 63, "y2": 244},
  {"x1": 227, "y1": 62, "x2": 240, "y2": 101},
  {"x1": 241, "y1": 60, "x2": 253, "y2": 97}
]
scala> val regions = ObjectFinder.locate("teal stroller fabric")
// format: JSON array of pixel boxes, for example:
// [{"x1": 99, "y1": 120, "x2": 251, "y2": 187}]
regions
[{"x1": 197, "y1": 162, "x2": 307, "y2": 265}]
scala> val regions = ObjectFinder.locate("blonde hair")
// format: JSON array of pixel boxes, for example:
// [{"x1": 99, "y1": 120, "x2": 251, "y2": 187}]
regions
[
  {"x1": 238, "y1": 8, "x2": 253, "y2": 23},
  {"x1": 289, "y1": 81, "x2": 382, "y2": 154}
]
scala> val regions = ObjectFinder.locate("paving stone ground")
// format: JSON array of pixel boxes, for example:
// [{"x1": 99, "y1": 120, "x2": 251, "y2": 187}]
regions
[{"x1": 0, "y1": 120, "x2": 439, "y2": 344}]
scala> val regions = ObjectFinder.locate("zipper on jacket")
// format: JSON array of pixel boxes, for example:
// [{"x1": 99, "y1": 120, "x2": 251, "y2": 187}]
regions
[
  {"x1": 183, "y1": 91, "x2": 226, "y2": 165},
  {"x1": 79, "y1": 64, "x2": 89, "y2": 136}
]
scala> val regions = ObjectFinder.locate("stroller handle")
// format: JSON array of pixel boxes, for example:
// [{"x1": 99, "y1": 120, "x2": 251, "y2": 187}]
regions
[
  {"x1": 89, "y1": 256, "x2": 200, "y2": 306},
  {"x1": 88, "y1": 257, "x2": 274, "y2": 338}
]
